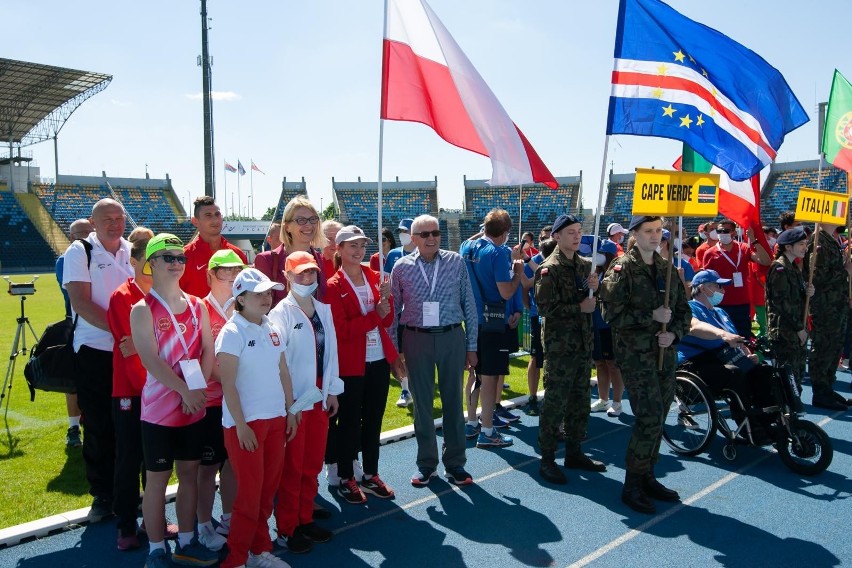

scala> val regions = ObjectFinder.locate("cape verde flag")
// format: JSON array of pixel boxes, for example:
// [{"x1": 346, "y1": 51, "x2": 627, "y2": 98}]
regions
[
  {"x1": 696, "y1": 184, "x2": 716, "y2": 204},
  {"x1": 606, "y1": 0, "x2": 809, "y2": 181}
]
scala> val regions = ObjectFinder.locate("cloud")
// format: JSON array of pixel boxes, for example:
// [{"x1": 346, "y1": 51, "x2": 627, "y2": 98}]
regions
[
  {"x1": 184, "y1": 91, "x2": 242, "y2": 102},
  {"x1": 110, "y1": 99, "x2": 132, "y2": 107}
]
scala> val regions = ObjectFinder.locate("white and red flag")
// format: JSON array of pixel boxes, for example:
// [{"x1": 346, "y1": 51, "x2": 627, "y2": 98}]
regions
[{"x1": 381, "y1": 0, "x2": 556, "y2": 188}]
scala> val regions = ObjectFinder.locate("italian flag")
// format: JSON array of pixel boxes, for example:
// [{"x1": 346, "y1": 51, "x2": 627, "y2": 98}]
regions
[
  {"x1": 674, "y1": 144, "x2": 771, "y2": 252},
  {"x1": 822, "y1": 69, "x2": 852, "y2": 173}
]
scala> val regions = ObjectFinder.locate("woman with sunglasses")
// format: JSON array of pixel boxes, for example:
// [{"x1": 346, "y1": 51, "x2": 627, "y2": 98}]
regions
[
  {"x1": 327, "y1": 225, "x2": 403, "y2": 504},
  {"x1": 194, "y1": 249, "x2": 246, "y2": 551},
  {"x1": 255, "y1": 196, "x2": 328, "y2": 306},
  {"x1": 369, "y1": 227, "x2": 396, "y2": 272}
]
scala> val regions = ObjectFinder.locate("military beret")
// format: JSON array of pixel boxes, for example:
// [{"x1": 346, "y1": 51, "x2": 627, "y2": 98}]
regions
[
  {"x1": 777, "y1": 226, "x2": 807, "y2": 246},
  {"x1": 628, "y1": 215, "x2": 662, "y2": 231},
  {"x1": 552, "y1": 213, "x2": 581, "y2": 234}
]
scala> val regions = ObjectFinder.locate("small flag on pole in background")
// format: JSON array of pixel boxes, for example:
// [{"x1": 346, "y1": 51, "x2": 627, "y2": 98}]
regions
[
  {"x1": 237, "y1": 161, "x2": 246, "y2": 176},
  {"x1": 251, "y1": 161, "x2": 265, "y2": 174},
  {"x1": 224, "y1": 161, "x2": 237, "y2": 173}
]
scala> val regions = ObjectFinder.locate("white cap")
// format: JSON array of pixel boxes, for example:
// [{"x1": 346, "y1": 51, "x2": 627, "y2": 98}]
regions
[
  {"x1": 232, "y1": 267, "x2": 285, "y2": 296},
  {"x1": 335, "y1": 225, "x2": 373, "y2": 245},
  {"x1": 607, "y1": 222, "x2": 628, "y2": 235}
]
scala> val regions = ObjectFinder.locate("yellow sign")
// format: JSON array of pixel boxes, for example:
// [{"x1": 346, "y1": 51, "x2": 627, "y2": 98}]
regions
[
  {"x1": 795, "y1": 187, "x2": 848, "y2": 225},
  {"x1": 632, "y1": 168, "x2": 721, "y2": 217}
]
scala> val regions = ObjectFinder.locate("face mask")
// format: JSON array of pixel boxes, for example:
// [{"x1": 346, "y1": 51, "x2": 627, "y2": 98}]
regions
[
  {"x1": 698, "y1": 232, "x2": 706, "y2": 241},
  {"x1": 673, "y1": 238, "x2": 682, "y2": 250},
  {"x1": 709, "y1": 230, "x2": 719, "y2": 240},
  {"x1": 768, "y1": 237, "x2": 777, "y2": 248},
  {"x1": 399, "y1": 233, "x2": 412, "y2": 246},
  {"x1": 290, "y1": 281, "x2": 318, "y2": 297},
  {"x1": 594, "y1": 253, "x2": 607, "y2": 266},
  {"x1": 655, "y1": 246, "x2": 662, "y2": 253},
  {"x1": 708, "y1": 290, "x2": 724, "y2": 306},
  {"x1": 718, "y1": 233, "x2": 733, "y2": 245}
]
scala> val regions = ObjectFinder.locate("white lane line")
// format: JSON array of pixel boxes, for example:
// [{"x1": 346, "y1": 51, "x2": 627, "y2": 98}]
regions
[{"x1": 567, "y1": 414, "x2": 837, "y2": 568}]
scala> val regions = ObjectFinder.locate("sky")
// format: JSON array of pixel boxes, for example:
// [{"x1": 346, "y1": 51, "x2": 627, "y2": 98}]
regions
[{"x1": 3, "y1": 0, "x2": 847, "y2": 219}]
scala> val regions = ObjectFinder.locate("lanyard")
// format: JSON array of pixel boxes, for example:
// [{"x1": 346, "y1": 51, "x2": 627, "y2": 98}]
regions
[
  {"x1": 716, "y1": 242, "x2": 742, "y2": 270},
  {"x1": 205, "y1": 293, "x2": 234, "y2": 321},
  {"x1": 417, "y1": 256, "x2": 440, "y2": 300},
  {"x1": 341, "y1": 268, "x2": 374, "y2": 316},
  {"x1": 149, "y1": 289, "x2": 198, "y2": 360}
]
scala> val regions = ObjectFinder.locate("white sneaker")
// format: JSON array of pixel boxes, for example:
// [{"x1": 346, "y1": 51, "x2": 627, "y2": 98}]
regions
[
  {"x1": 247, "y1": 551, "x2": 291, "y2": 568},
  {"x1": 607, "y1": 401, "x2": 623, "y2": 417},
  {"x1": 590, "y1": 399, "x2": 611, "y2": 412},
  {"x1": 198, "y1": 523, "x2": 227, "y2": 551},
  {"x1": 326, "y1": 463, "x2": 340, "y2": 486},
  {"x1": 353, "y1": 460, "x2": 364, "y2": 481},
  {"x1": 396, "y1": 389, "x2": 412, "y2": 407}
]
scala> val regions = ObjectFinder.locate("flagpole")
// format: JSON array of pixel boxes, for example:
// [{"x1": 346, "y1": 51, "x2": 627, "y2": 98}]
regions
[
  {"x1": 589, "y1": 135, "x2": 611, "y2": 297},
  {"x1": 250, "y1": 158, "x2": 254, "y2": 219},
  {"x1": 677, "y1": 216, "x2": 683, "y2": 269},
  {"x1": 518, "y1": 184, "x2": 523, "y2": 245},
  {"x1": 377, "y1": 0, "x2": 389, "y2": 280},
  {"x1": 223, "y1": 163, "x2": 228, "y2": 217},
  {"x1": 237, "y1": 165, "x2": 242, "y2": 219}
]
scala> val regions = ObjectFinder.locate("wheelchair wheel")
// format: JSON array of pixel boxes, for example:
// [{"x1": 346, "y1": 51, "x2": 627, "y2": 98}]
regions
[
  {"x1": 663, "y1": 371, "x2": 718, "y2": 456},
  {"x1": 777, "y1": 419, "x2": 833, "y2": 476}
]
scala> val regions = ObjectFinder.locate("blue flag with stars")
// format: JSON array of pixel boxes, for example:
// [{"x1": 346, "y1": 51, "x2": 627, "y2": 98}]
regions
[{"x1": 605, "y1": 0, "x2": 808, "y2": 181}]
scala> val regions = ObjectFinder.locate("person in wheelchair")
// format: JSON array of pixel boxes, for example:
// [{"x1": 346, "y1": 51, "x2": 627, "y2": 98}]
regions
[{"x1": 676, "y1": 270, "x2": 775, "y2": 442}]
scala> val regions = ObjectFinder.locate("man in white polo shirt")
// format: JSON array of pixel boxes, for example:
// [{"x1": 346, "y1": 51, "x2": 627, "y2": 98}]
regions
[{"x1": 63, "y1": 198, "x2": 134, "y2": 520}]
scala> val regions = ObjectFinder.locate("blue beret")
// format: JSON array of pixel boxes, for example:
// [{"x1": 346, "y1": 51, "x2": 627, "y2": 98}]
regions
[
  {"x1": 552, "y1": 214, "x2": 581, "y2": 234},
  {"x1": 777, "y1": 226, "x2": 807, "y2": 246}
]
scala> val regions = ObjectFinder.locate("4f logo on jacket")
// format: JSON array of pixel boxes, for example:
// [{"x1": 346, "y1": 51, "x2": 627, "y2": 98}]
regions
[
  {"x1": 294, "y1": 323, "x2": 304, "y2": 330},
  {"x1": 247, "y1": 340, "x2": 256, "y2": 347}
]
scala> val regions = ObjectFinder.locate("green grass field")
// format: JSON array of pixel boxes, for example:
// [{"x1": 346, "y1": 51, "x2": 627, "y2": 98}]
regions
[{"x1": 0, "y1": 273, "x2": 535, "y2": 529}]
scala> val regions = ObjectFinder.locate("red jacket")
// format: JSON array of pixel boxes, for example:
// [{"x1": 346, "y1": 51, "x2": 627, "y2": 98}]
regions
[
  {"x1": 108, "y1": 278, "x2": 148, "y2": 397},
  {"x1": 180, "y1": 236, "x2": 247, "y2": 298},
  {"x1": 326, "y1": 267, "x2": 398, "y2": 377}
]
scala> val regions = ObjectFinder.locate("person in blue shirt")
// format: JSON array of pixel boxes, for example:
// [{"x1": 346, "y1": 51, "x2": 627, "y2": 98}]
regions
[
  {"x1": 55, "y1": 217, "x2": 93, "y2": 448},
  {"x1": 384, "y1": 218, "x2": 415, "y2": 274},
  {"x1": 677, "y1": 270, "x2": 774, "y2": 440},
  {"x1": 522, "y1": 235, "x2": 556, "y2": 415}
]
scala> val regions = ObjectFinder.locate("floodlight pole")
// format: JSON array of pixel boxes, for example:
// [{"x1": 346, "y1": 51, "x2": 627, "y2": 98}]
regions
[
  {"x1": 200, "y1": 0, "x2": 216, "y2": 199},
  {"x1": 53, "y1": 135, "x2": 59, "y2": 183}
]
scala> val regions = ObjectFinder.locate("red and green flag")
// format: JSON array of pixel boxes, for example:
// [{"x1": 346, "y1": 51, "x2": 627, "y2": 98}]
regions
[{"x1": 822, "y1": 69, "x2": 852, "y2": 173}]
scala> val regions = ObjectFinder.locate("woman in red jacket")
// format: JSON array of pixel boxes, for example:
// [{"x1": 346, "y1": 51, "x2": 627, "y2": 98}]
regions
[{"x1": 326, "y1": 225, "x2": 404, "y2": 504}]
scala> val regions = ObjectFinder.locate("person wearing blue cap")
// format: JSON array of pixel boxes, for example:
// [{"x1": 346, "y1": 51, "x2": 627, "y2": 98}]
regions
[
  {"x1": 534, "y1": 213, "x2": 606, "y2": 484},
  {"x1": 383, "y1": 218, "x2": 416, "y2": 274},
  {"x1": 766, "y1": 227, "x2": 812, "y2": 397},
  {"x1": 599, "y1": 215, "x2": 691, "y2": 514}
]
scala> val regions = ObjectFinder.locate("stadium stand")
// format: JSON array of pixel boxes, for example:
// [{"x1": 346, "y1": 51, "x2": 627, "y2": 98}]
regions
[
  {"x1": 270, "y1": 177, "x2": 309, "y2": 222},
  {"x1": 0, "y1": 187, "x2": 57, "y2": 272},
  {"x1": 761, "y1": 160, "x2": 848, "y2": 227},
  {"x1": 333, "y1": 177, "x2": 439, "y2": 254}
]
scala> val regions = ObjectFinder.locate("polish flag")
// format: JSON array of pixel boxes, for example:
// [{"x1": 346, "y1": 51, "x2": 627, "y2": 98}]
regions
[{"x1": 381, "y1": 0, "x2": 557, "y2": 188}]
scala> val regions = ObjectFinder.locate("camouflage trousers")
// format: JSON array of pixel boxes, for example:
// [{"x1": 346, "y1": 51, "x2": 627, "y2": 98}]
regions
[
  {"x1": 809, "y1": 310, "x2": 848, "y2": 394},
  {"x1": 772, "y1": 338, "x2": 807, "y2": 388},
  {"x1": 622, "y1": 367, "x2": 675, "y2": 475},
  {"x1": 538, "y1": 355, "x2": 591, "y2": 454}
]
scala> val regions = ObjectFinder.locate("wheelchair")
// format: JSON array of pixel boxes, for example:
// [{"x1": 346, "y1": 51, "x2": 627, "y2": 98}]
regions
[{"x1": 662, "y1": 344, "x2": 833, "y2": 476}]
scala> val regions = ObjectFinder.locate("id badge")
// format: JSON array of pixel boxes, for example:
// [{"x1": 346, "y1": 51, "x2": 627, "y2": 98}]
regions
[
  {"x1": 366, "y1": 328, "x2": 379, "y2": 348},
  {"x1": 422, "y1": 301, "x2": 440, "y2": 327},
  {"x1": 180, "y1": 359, "x2": 207, "y2": 390},
  {"x1": 732, "y1": 272, "x2": 744, "y2": 287}
]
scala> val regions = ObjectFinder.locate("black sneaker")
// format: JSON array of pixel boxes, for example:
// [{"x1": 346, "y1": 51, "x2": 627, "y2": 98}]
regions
[
  {"x1": 299, "y1": 522, "x2": 333, "y2": 544},
  {"x1": 445, "y1": 467, "x2": 473, "y2": 486},
  {"x1": 88, "y1": 496, "x2": 113, "y2": 521},
  {"x1": 275, "y1": 529, "x2": 312, "y2": 554},
  {"x1": 66, "y1": 425, "x2": 82, "y2": 448},
  {"x1": 526, "y1": 396, "x2": 540, "y2": 416}
]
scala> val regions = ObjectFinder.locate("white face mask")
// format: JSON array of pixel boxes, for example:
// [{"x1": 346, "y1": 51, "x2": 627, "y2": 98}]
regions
[
  {"x1": 768, "y1": 237, "x2": 777, "y2": 248},
  {"x1": 708, "y1": 290, "x2": 724, "y2": 306},
  {"x1": 290, "y1": 281, "x2": 318, "y2": 297},
  {"x1": 698, "y1": 232, "x2": 706, "y2": 241},
  {"x1": 718, "y1": 233, "x2": 733, "y2": 245},
  {"x1": 399, "y1": 232, "x2": 412, "y2": 246},
  {"x1": 655, "y1": 245, "x2": 662, "y2": 253},
  {"x1": 709, "y1": 230, "x2": 719, "y2": 240}
]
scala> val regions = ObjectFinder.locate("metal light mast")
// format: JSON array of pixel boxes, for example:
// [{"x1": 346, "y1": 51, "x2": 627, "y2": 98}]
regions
[{"x1": 199, "y1": 0, "x2": 216, "y2": 198}]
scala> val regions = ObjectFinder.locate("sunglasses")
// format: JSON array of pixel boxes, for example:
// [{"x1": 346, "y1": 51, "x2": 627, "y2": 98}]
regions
[
  {"x1": 415, "y1": 230, "x2": 441, "y2": 238},
  {"x1": 716, "y1": 228, "x2": 732, "y2": 234},
  {"x1": 293, "y1": 216, "x2": 320, "y2": 226},
  {"x1": 154, "y1": 254, "x2": 187, "y2": 264}
]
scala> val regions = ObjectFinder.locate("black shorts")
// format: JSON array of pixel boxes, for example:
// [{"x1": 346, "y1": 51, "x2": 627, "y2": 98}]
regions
[
  {"x1": 476, "y1": 327, "x2": 511, "y2": 376},
  {"x1": 141, "y1": 418, "x2": 206, "y2": 472},
  {"x1": 593, "y1": 327, "x2": 615, "y2": 361},
  {"x1": 529, "y1": 315, "x2": 544, "y2": 368},
  {"x1": 199, "y1": 406, "x2": 227, "y2": 466}
]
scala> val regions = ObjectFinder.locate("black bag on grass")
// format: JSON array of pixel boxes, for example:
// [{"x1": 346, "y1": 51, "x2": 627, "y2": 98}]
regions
[{"x1": 24, "y1": 317, "x2": 78, "y2": 400}]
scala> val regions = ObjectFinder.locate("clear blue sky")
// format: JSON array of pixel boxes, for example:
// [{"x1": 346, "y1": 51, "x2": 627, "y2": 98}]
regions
[{"x1": 5, "y1": 1, "x2": 845, "y2": 218}]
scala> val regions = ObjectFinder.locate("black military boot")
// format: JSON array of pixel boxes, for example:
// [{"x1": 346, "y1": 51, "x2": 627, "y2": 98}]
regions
[
  {"x1": 622, "y1": 472, "x2": 656, "y2": 514},
  {"x1": 641, "y1": 468, "x2": 680, "y2": 502},
  {"x1": 564, "y1": 451, "x2": 607, "y2": 472},
  {"x1": 539, "y1": 452, "x2": 567, "y2": 485}
]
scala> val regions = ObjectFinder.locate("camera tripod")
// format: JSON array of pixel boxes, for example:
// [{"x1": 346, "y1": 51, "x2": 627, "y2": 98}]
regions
[{"x1": 2, "y1": 294, "x2": 40, "y2": 415}]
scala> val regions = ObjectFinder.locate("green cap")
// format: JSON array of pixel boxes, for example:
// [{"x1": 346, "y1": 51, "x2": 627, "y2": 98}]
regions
[
  {"x1": 208, "y1": 249, "x2": 246, "y2": 270},
  {"x1": 143, "y1": 233, "x2": 184, "y2": 275}
]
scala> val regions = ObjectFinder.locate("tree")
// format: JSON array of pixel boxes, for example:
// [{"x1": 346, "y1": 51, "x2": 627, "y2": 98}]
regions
[
  {"x1": 261, "y1": 206, "x2": 277, "y2": 221},
  {"x1": 321, "y1": 201, "x2": 338, "y2": 221}
]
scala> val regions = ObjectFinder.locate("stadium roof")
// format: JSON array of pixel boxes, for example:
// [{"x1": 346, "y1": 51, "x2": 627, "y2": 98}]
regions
[{"x1": 0, "y1": 58, "x2": 112, "y2": 147}]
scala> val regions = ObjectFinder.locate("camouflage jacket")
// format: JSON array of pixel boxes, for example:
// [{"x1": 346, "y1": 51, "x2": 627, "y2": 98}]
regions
[
  {"x1": 804, "y1": 230, "x2": 847, "y2": 316},
  {"x1": 766, "y1": 255, "x2": 806, "y2": 342},
  {"x1": 598, "y1": 247, "x2": 690, "y2": 372},
  {"x1": 534, "y1": 247, "x2": 593, "y2": 356}
]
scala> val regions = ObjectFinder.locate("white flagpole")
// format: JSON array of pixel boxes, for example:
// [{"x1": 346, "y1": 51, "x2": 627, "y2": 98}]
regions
[
  {"x1": 223, "y1": 163, "x2": 228, "y2": 217},
  {"x1": 589, "y1": 135, "x2": 611, "y2": 297},
  {"x1": 377, "y1": 0, "x2": 389, "y2": 280},
  {"x1": 518, "y1": 184, "x2": 523, "y2": 245},
  {"x1": 237, "y1": 164, "x2": 242, "y2": 219},
  {"x1": 250, "y1": 159, "x2": 255, "y2": 219},
  {"x1": 677, "y1": 215, "x2": 683, "y2": 268}
]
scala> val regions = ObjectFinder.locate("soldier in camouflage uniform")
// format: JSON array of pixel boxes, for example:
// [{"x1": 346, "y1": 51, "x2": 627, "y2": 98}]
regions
[
  {"x1": 766, "y1": 227, "x2": 813, "y2": 392},
  {"x1": 804, "y1": 223, "x2": 852, "y2": 410},
  {"x1": 534, "y1": 214, "x2": 606, "y2": 485},
  {"x1": 599, "y1": 216, "x2": 690, "y2": 514}
]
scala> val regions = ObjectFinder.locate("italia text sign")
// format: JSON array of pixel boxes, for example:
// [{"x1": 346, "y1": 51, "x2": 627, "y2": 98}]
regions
[
  {"x1": 632, "y1": 168, "x2": 720, "y2": 217},
  {"x1": 795, "y1": 187, "x2": 848, "y2": 225}
]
